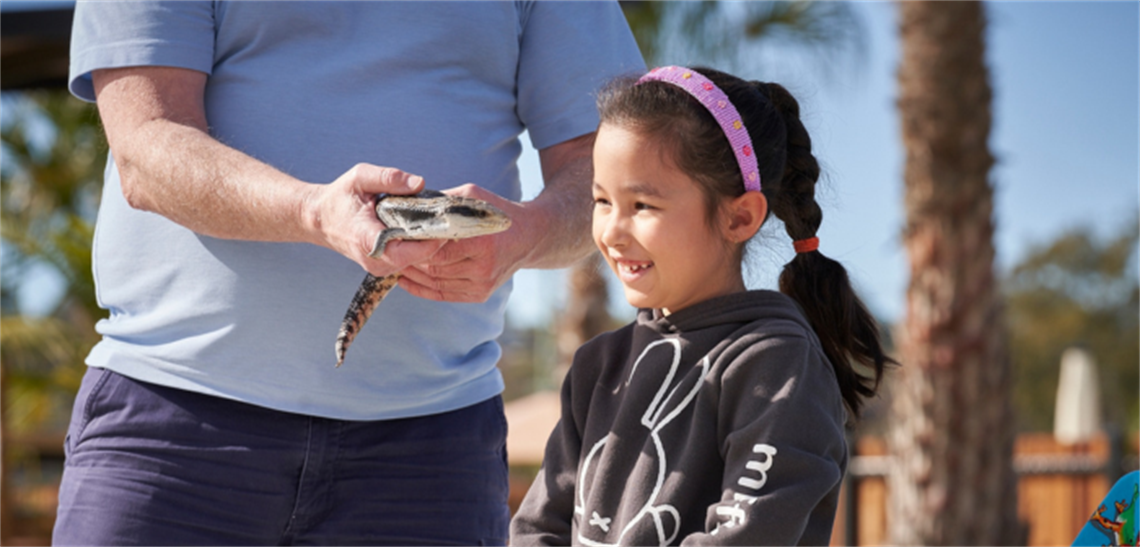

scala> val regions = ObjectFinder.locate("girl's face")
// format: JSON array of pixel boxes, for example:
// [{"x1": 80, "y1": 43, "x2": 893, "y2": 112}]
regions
[{"x1": 592, "y1": 124, "x2": 747, "y2": 315}]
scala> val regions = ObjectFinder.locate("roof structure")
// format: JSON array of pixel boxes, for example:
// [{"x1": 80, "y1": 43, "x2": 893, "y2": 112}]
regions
[{"x1": 2, "y1": 5, "x2": 74, "y2": 90}]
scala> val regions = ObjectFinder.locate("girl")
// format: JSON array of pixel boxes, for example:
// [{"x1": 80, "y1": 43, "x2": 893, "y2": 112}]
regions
[{"x1": 510, "y1": 66, "x2": 895, "y2": 546}]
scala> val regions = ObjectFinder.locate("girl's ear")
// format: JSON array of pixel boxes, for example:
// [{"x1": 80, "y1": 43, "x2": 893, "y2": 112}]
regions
[{"x1": 723, "y1": 191, "x2": 767, "y2": 243}]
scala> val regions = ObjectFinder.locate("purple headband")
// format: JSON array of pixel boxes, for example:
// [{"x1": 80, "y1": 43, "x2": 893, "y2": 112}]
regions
[{"x1": 636, "y1": 66, "x2": 761, "y2": 192}]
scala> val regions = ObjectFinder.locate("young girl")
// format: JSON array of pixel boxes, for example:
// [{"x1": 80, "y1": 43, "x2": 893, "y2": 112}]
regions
[{"x1": 510, "y1": 66, "x2": 894, "y2": 546}]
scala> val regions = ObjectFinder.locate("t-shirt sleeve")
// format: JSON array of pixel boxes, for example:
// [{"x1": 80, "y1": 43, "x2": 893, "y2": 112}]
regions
[
  {"x1": 682, "y1": 334, "x2": 849, "y2": 546},
  {"x1": 515, "y1": 0, "x2": 645, "y2": 150},
  {"x1": 69, "y1": 0, "x2": 216, "y2": 102}
]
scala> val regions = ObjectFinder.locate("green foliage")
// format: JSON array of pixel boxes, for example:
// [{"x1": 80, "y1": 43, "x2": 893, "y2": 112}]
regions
[
  {"x1": 0, "y1": 316, "x2": 91, "y2": 433},
  {"x1": 1005, "y1": 219, "x2": 1140, "y2": 433},
  {"x1": 618, "y1": 0, "x2": 667, "y2": 63},
  {"x1": 1, "y1": 90, "x2": 106, "y2": 436},
  {"x1": 2, "y1": 91, "x2": 104, "y2": 315},
  {"x1": 619, "y1": 0, "x2": 865, "y2": 72}
]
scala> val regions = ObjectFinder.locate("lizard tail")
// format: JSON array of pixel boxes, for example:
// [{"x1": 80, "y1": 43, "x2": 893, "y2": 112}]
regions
[{"x1": 335, "y1": 273, "x2": 400, "y2": 367}]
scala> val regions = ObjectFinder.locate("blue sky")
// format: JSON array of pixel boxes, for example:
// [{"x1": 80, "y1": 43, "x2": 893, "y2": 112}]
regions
[
  {"x1": 10, "y1": 1, "x2": 1139, "y2": 330},
  {"x1": 511, "y1": 1, "x2": 1140, "y2": 328}
]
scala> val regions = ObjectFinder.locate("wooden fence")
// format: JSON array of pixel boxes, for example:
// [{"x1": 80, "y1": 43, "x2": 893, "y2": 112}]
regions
[{"x1": 831, "y1": 431, "x2": 1137, "y2": 546}]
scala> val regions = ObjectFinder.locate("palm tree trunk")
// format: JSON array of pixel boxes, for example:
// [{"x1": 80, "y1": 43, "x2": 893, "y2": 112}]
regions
[
  {"x1": 554, "y1": 253, "x2": 611, "y2": 383},
  {"x1": 888, "y1": 1, "x2": 1022, "y2": 544}
]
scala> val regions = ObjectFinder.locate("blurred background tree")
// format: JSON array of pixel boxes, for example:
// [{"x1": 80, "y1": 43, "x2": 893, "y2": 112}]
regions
[
  {"x1": 620, "y1": 0, "x2": 865, "y2": 74},
  {"x1": 1, "y1": 89, "x2": 105, "y2": 542},
  {"x1": 1, "y1": 89, "x2": 104, "y2": 431},
  {"x1": 1006, "y1": 220, "x2": 1140, "y2": 434},
  {"x1": 887, "y1": 2, "x2": 1021, "y2": 544}
]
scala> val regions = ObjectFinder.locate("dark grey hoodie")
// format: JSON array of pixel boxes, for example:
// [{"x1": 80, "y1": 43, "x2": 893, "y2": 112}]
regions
[{"x1": 510, "y1": 290, "x2": 848, "y2": 546}]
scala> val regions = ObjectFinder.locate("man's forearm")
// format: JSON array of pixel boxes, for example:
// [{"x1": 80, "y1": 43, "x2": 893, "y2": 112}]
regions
[
  {"x1": 113, "y1": 116, "x2": 321, "y2": 245},
  {"x1": 95, "y1": 66, "x2": 322, "y2": 246},
  {"x1": 516, "y1": 132, "x2": 598, "y2": 270},
  {"x1": 519, "y1": 153, "x2": 597, "y2": 270},
  {"x1": 92, "y1": 66, "x2": 447, "y2": 278}
]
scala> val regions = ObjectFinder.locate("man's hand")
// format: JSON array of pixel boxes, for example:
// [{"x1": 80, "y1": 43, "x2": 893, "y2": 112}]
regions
[
  {"x1": 304, "y1": 164, "x2": 446, "y2": 278},
  {"x1": 398, "y1": 132, "x2": 596, "y2": 303},
  {"x1": 397, "y1": 184, "x2": 531, "y2": 302}
]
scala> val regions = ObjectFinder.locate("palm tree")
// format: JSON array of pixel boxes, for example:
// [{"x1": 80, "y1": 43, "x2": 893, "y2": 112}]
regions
[
  {"x1": 553, "y1": 253, "x2": 613, "y2": 380},
  {"x1": 888, "y1": 2, "x2": 1021, "y2": 544},
  {"x1": 620, "y1": 1, "x2": 865, "y2": 75}
]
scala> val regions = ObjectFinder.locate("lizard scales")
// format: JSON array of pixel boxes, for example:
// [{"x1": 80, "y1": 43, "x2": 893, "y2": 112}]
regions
[{"x1": 335, "y1": 190, "x2": 511, "y2": 367}]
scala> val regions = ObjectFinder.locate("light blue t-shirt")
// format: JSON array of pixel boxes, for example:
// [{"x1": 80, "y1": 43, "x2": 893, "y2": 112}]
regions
[{"x1": 69, "y1": 1, "x2": 645, "y2": 420}]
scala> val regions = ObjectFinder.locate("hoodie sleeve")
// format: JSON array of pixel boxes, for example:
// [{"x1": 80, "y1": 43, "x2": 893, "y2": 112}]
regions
[{"x1": 681, "y1": 332, "x2": 848, "y2": 546}]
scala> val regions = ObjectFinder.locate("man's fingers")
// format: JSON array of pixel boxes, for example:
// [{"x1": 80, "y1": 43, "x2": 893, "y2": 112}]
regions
[
  {"x1": 368, "y1": 239, "x2": 446, "y2": 276},
  {"x1": 347, "y1": 163, "x2": 425, "y2": 195},
  {"x1": 400, "y1": 264, "x2": 470, "y2": 290},
  {"x1": 397, "y1": 274, "x2": 485, "y2": 303},
  {"x1": 399, "y1": 263, "x2": 503, "y2": 304},
  {"x1": 403, "y1": 258, "x2": 478, "y2": 281},
  {"x1": 416, "y1": 236, "x2": 504, "y2": 269}
]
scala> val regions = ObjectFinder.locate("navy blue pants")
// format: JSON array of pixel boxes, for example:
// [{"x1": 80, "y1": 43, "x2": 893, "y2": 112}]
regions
[{"x1": 53, "y1": 368, "x2": 510, "y2": 546}]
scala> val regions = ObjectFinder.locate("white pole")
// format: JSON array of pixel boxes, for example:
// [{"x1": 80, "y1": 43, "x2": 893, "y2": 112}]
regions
[{"x1": 1054, "y1": 346, "x2": 1102, "y2": 445}]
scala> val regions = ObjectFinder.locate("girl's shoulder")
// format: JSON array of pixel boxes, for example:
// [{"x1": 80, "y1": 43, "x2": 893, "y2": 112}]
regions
[
  {"x1": 579, "y1": 319, "x2": 639, "y2": 353},
  {"x1": 567, "y1": 320, "x2": 638, "y2": 376}
]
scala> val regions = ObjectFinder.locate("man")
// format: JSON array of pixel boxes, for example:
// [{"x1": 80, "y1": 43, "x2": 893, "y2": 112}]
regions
[{"x1": 54, "y1": 2, "x2": 644, "y2": 545}]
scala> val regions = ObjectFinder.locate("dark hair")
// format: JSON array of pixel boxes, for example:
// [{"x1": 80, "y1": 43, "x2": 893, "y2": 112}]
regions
[{"x1": 596, "y1": 67, "x2": 896, "y2": 417}]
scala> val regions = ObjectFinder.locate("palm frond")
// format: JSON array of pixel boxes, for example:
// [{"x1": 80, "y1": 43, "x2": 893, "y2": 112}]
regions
[
  {"x1": 621, "y1": 1, "x2": 867, "y2": 76},
  {"x1": 1, "y1": 90, "x2": 104, "y2": 318}
]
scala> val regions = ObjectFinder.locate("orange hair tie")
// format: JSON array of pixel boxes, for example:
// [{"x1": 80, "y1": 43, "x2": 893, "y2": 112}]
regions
[{"x1": 793, "y1": 237, "x2": 820, "y2": 253}]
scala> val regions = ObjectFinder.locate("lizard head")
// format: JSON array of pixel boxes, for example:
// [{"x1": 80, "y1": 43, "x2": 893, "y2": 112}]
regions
[
  {"x1": 439, "y1": 198, "x2": 512, "y2": 236},
  {"x1": 375, "y1": 192, "x2": 511, "y2": 239}
]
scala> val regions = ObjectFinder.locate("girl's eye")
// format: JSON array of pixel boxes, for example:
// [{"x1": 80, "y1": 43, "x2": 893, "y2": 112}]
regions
[
  {"x1": 634, "y1": 201, "x2": 655, "y2": 211},
  {"x1": 593, "y1": 197, "x2": 611, "y2": 207}
]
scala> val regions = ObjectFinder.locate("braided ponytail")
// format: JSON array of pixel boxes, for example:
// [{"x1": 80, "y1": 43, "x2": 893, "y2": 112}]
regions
[{"x1": 759, "y1": 82, "x2": 895, "y2": 417}]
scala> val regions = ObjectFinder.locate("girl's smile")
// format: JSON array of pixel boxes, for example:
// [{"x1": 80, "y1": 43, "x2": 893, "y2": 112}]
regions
[
  {"x1": 592, "y1": 124, "x2": 748, "y2": 315},
  {"x1": 614, "y1": 259, "x2": 652, "y2": 277}
]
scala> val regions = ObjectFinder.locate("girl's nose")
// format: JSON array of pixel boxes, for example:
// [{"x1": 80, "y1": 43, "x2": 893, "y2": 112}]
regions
[{"x1": 599, "y1": 213, "x2": 629, "y2": 249}]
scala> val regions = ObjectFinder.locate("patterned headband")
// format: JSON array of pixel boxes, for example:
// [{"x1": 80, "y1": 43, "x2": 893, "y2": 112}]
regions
[{"x1": 636, "y1": 66, "x2": 762, "y2": 192}]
